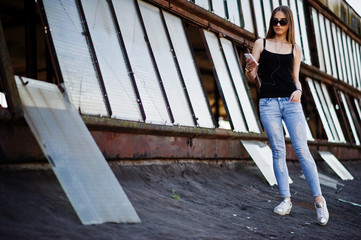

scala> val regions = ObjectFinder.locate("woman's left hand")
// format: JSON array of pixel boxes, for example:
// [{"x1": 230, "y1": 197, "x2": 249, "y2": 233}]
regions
[{"x1": 289, "y1": 90, "x2": 302, "y2": 102}]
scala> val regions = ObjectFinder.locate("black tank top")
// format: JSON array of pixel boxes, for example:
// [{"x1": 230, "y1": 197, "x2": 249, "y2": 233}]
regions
[{"x1": 258, "y1": 39, "x2": 297, "y2": 98}]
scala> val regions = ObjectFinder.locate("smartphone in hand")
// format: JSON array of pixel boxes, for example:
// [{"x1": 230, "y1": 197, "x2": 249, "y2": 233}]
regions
[{"x1": 244, "y1": 53, "x2": 259, "y2": 66}]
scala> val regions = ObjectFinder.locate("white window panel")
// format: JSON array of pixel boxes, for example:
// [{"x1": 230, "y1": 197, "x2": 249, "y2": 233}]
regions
[
  {"x1": 163, "y1": 11, "x2": 214, "y2": 128},
  {"x1": 297, "y1": 0, "x2": 311, "y2": 64},
  {"x1": 318, "y1": 151, "x2": 354, "y2": 180},
  {"x1": 227, "y1": 0, "x2": 241, "y2": 26},
  {"x1": 312, "y1": 9, "x2": 325, "y2": 72},
  {"x1": 42, "y1": 0, "x2": 108, "y2": 116},
  {"x1": 340, "y1": 92, "x2": 360, "y2": 145},
  {"x1": 241, "y1": 0, "x2": 254, "y2": 33},
  {"x1": 138, "y1": 1, "x2": 194, "y2": 127},
  {"x1": 332, "y1": 23, "x2": 343, "y2": 81},
  {"x1": 352, "y1": 40, "x2": 361, "y2": 89},
  {"x1": 289, "y1": 0, "x2": 301, "y2": 48},
  {"x1": 262, "y1": 0, "x2": 272, "y2": 28},
  {"x1": 195, "y1": 0, "x2": 210, "y2": 10},
  {"x1": 318, "y1": 14, "x2": 332, "y2": 75},
  {"x1": 254, "y1": 0, "x2": 265, "y2": 37},
  {"x1": 354, "y1": 98, "x2": 361, "y2": 122},
  {"x1": 112, "y1": 0, "x2": 171, "y2": 125},
  {"x1": 272, "y1": 0, "x2": 280, "y2": 8},
  {"x1": 212, "y1": 0, "x2": 226, "y2": 19},
  {"x1": 306, "y1": 78, "x2": 335, "y2": 141},
  {"x1": 81, "y1": 0, "x2": 142, "y2": 121},
  {"x1": 203, "y1": 30, "x2": 247, "y2": 132},
  {"x1": 220, "y1": 37, "x2": 260, "y2": 133},
  {"x1": 320, "y1": 83, "x2": 346, "y2": 142},
  {"x1": 314, "y1": 81, "x2": 339, "y2": 141},
  {"x1": 336, "y1": 27, "x2": 348, "y2": 82},
  {"x1": 324, "y1": 18, "x2": 338, "y2": 79},
  {"x1": 347, "y1": 36, "x2": 356, "y2": 88},
  {"x1": 342, "y1": 32, "x2": 352, "y2": 85},
  {"x1": 281, "y1": 0, "x2": 288, "y2": 5},
  {"x1": 0, "y1": 92, "x2": 7, "y2": 108}
]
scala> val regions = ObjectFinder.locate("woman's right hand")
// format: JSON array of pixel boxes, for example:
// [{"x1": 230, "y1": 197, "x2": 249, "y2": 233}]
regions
[{"x1": 245, "y1": 58, "x2": 258, "y2": 72}]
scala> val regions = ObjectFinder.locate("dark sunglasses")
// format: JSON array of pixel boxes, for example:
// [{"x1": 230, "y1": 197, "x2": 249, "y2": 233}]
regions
[{"x1": 271, "y1": 18, "x2": 288, "y2": 26}]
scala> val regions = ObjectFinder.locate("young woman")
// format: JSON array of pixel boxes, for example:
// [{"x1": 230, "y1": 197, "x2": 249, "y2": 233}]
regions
[{"x1": 244, "y1": 6, "x2": 329, "y2": 225}]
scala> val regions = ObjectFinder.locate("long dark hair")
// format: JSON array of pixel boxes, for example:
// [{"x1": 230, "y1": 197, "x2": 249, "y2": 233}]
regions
[{"x1": 265, "y1": 6, "x2": 295, "y2": 45}]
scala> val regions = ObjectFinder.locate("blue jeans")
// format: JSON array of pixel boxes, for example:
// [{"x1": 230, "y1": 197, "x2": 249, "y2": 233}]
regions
[{"x1": 259, "y1": 97, "x2": 322, "y2": 198}]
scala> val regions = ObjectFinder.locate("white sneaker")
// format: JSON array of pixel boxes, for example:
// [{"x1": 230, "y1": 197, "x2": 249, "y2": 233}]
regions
[
  {"x1": 315, "y1": 198, "x2": 329, "y2": 226},
  {"x1": 274, "y1": 199, "x2": 292, "y2": 215}
]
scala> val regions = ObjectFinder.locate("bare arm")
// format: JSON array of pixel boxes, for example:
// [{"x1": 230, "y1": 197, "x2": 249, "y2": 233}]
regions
[
  {"x1": 289, "y1": 44, "x2": 302, "y2": 102},
  {"x1": 245, "y1": 38, "x2": 263, "y2": 81}
]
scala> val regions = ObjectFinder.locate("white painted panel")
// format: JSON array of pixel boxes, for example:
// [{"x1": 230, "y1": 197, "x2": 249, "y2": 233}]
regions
[
  {"x1": 0, "y1": 92, "x2": 7, "y2": 108},
  {"x1": 340, "y1": 91, "x2": 360, "y2": 145},
  {"x1": 352, "y1": 40, "x2": 361, "y2": 89},
  {"x1": 113, "y1": 0, "x2": 171, "y2": 125},
  {"x1": 272, "y1": 0, "x2": 280, "y2": 8},
  {"x1": 262, "y1": 0, "x2": 272, "y2": 28},
  {"x1": 337, "y1": 28, "x2": 348, "y2": 82},
  {"x1": 342, "y1": 32, "x2": 352, "y2": 85},
  {"x1": 324, "y1": 18, "x2": 338, "y2": 79},
  {"x1": 306, "y1": 78, "x2": 334, "y2": 141},
  {"x1": 241, "y1": 140, "x2": 293, "y2": 186},
  {"x1": 241, "y1": 0, "x2": 254, "y2": 32},
  {"x1": 314, "y1": 81, "x2": 338, "y2": 141},
  {"x1": 354, "y1": 98, "x2": 361, "y2": 122},
  {"x1": 195, "y1": 0, "x2": 210, "y2": 10},
  {"x1": 297, "y1": 0, "x2": 311, "y2": 64},
  {"x1": 320, "y1": 83, "x2": 346, "y2": 142},
  {"x1": 15, "y1": 77, "x2": 140, "y2": 225},
  {"x1": 227, "y1": 0, "x2": 240, "y2": 26},
  {"x1": 204, "y1": 30, "x2": 247, "y2": 132},
  {"x1": 212, "y1": 0, "x2": 226, "y2": 18},
  {"x1": 312, "y1": 9, "x2": 325, "y2": 72},
  {"x1": 139, "y1": 1, "x2": 194, "y2": 126},
  {"x1": 318, "y1": 151, "x2": 354, "y2": 180},
  {"x1": 290, "y1": 0, "x2": 301, "y2": 47},
  {"x1": 254, "y1": 0, "x2": 265, "y2": 38},
  {"x1": 163, "y1": 11, "x2": 214, "y2": 128},
  {"x1": 347, "y1": 36, "x2": 356, "y2": 88},
  {"x1": 42, "y1": 0, "x2": 108, "y2": 116},
  {"x1": 81, "y1": 0, "x2": 142, "y2": 121},
  {"x1": 332, "y1": 23, "x2": 343, "y2": 81},
  {"x1": 318, "y1": 14, "x2": 332, "y2": 75},
  {"x1": 220, "y1": 38, "x2": 260, "y2": 133}
]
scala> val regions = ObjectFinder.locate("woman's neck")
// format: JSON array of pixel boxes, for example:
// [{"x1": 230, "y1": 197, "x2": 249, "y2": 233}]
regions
[{"x1": 273, "y1": 34, "x2": 287, "y2": 42}]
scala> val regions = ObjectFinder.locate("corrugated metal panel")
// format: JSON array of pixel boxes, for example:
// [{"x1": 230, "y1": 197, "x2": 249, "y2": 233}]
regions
[
  {"x1": 42, "y1": 0, "x2": 108, "y2": 116},
  {"x1": 138, "y1": 1, "x2": 194, "y2": 127},
  {"x1": 80, "y1": 0, "x2": 143, "y2": 121},
  {"x1": 112, "y1": 0, "x2": 171, "y2": 125},
  {"x1": 220, "y1": 37, "x2": 260, "y2": 133},
  {"x1": 162, "y1": 11, "x2": 214, "y2": 128},
  {"x1": 15, "y1": 77, "x2": 140, "y2": 225},
  {"x1": 203, "y1": 30, "x2": 247, "y2": 132}
]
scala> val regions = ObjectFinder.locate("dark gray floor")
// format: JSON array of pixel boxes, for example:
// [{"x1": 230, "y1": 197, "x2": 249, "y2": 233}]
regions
[{"x1": 0, "y1": 159, "x2": 360, "y2": 239}]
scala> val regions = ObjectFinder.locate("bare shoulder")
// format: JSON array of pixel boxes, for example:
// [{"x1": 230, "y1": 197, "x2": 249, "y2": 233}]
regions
[
  {"x1": 293, "y1": 43, "x2": 302, "y2": 59},
  {"x1": 254, "y1": 38, "x2": 263, "y2": 49}
]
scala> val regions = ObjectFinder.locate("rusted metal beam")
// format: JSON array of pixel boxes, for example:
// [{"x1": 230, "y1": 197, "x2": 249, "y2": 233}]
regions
[{"x1": 0, "y1": 19, "x2": 23, "y2": 120}]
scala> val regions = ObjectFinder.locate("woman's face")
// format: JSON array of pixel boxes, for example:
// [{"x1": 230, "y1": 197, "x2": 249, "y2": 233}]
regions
[{"x1": 272, "y1": 11, "x2": 289, "y2": 36}]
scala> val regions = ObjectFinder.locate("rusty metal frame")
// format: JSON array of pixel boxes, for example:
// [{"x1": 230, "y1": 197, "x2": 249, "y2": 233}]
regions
[
  {"x1": 37, "y1": 0, "x2": 65, "y2": 88},
  {"x1": 0, "y1": 19, "x2": 23, "y2": 120},
  {"x1": 134, "y1": 0, "x2": 175, "y2": 124},
  {"x1": 108, "y1": 0, "x2": 146, "y2": 122}
]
